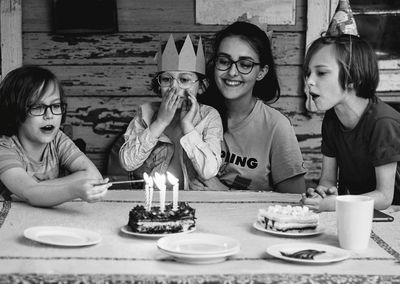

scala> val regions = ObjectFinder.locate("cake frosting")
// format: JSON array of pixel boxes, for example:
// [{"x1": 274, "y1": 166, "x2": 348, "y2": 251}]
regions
[
  {"x1": 128, "y1": 202, "x2": 196, "y2": 234},
  {"x1": 257, "y1": 205, "x2": 318, "y2": 232}
]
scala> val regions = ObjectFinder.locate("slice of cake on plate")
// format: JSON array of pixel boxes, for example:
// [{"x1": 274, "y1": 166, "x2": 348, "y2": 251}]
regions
[
  {"x1": 257, "y1": 205, "x2": 318, "y2": 232},
  {"x1": 128, "y1": 202, "x2": 196, "y2": 234}
]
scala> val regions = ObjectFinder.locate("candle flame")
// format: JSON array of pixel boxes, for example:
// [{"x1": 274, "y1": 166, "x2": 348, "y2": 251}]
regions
[
  {"x1": 166, "y1": 171, "x2": 178, "y2": 185},
  {"x1": 153, "y1": 172, "x2": 166, "y2": 190}
]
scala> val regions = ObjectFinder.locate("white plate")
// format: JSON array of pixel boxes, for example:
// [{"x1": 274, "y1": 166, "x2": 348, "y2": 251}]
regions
[
  {"x1": 24, "y1": 226, "x2": 101, "y2": 247},
  {"x1": 157, "y1": 232, "x2": 240, "y2": 255},
  {"x1": 158, "y1": 246, "x2": 240, "y2": 264},
  {"x1": 267, "y1": 243, "x2": 350, "y2": 264},
  {"x1": 253, "y1": 221, "x2": 324, "y2": 237},
  {"x1": 120, "y1": 225, "x2": 196, "y2": 238}
]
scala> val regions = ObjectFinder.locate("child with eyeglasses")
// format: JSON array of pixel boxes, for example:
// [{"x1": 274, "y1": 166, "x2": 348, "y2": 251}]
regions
[
  {"x1": 194, "y1": 21, "x2": 306, "y2": 193},
  {"x1": 118, "y1": 35, "x2": 223, "y2": 189},
  {"x1": 0, "y1": 65, "x2": 111, "y2": 207}
]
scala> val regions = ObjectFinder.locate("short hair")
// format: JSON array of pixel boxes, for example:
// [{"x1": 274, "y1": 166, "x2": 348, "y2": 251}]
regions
[
  {"x1": 303, "y1": 35, "x2": 379, "y2": 99},
  {"x1": 0, "y1": 65, "x2": 66, "y2": 136}
]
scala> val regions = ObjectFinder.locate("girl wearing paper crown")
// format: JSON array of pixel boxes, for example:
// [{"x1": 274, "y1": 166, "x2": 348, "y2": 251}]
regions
[
  {"x1": 301, "y1": 0, "x2": 400, "y2": 211},
  {"x1": 119, "y1": 35, "x2": 223, "y2": 190},
  {"x1": 193, "y1": 21, "x2": 307, "y2": 193}
]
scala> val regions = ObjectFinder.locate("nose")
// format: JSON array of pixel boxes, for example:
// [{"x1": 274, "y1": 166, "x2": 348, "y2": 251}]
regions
[
  {"x1": 43, "y1": 106, "x2": 53, "y2": 120},
  {"x1": 306, "y1": 75, "x2": 316, "y2": 87},
  {"x1": 227, "y1": 62, "x2": 239, "y2": 76},
  {"x1": 171, "y1": 78, "x2": 180, "y2": 88}
]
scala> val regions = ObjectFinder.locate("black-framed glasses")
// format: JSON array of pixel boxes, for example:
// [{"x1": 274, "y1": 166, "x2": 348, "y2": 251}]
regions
[
  {"x1": 215, "y1": 55, "x2": 261, "y2": 74},
  {"x1": 157, "y1": 73, "x2": 199, "y2": 89},
  {"x1": 28, "y1": 103, "x2": 67, "y2": 116}
]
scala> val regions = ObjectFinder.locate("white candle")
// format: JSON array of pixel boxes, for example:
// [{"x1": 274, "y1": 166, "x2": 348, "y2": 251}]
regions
[
  {"x1": 148, "y1": 175, "x2": 154, "y2": 211},
  {"x1": 143, "y1": 173, "x2": 150, "y2": 211},
  {"x1": 167, "y1": 172, "x2": 179, "y2": 210},
  {"x1": 154, "y1": 173, "x2": 166, "y2": 212}
]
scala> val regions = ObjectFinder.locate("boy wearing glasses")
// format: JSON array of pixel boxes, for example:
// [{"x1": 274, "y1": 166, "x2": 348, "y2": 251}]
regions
[
  {"x1": 119, "y1": 35, "x2": 223, "y2": 190},
  {"x1": 0, "y1": 65, "x2": 111, "y2": 207}
]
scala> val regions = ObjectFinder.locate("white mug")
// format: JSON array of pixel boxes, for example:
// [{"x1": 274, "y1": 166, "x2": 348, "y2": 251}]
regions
[{"x1": 336, "y1": 195, "x2": 374, "y2": 251}]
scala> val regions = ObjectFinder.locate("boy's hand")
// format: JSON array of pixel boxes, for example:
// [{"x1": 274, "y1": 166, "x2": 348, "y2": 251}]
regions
[
  {"x1": 306, "y1": 185, "x2": 338, "y2": 198},
  {"x1": 76, "y1": 178, "x2": 111, "y2": 203}
]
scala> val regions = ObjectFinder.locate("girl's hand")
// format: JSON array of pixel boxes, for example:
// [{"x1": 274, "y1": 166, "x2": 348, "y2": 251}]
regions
[
  {"x1": 76, "y1": 178, "x2": 111, "y2": 203},
  {"x1": 180, "y1": 92, "x2": 198, "y2": 134},
  {"x1": 156, "y1": 88, "x2": 182, "y2": 126}
]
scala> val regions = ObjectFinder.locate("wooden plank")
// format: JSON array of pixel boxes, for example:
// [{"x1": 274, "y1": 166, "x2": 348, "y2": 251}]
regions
[
  {"x1": 23, "y1": 32, "x2": 304, "y2": 66},
  {"x1": 64, "y1": 96, "x2": 322, "y2": 154},
  {"x1": 1, "y1": 0, "x2": 23, "y2": 77},
  {"x1": 22, "y1": 0, "x2": 306, "y2": 33},
  {"x1": 35, "y1": 65, "x2": 304, "y2": 98}
]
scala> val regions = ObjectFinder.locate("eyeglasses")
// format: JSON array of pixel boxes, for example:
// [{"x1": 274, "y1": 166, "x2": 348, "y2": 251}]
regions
[
  {"x1": 28, "y1": 103, "x2": 67, "y2": 116},
  {"x1": 157, "y1": 73, "x2": 199, "y2": 89},
  {"x1": 215, "y1": 55, "x2": 261, "y2": 74}
]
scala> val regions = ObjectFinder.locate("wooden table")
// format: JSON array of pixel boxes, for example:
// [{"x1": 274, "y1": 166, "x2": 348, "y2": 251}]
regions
[{"x1": 1, "y1": 190, "x2": 399, "y2": 283}]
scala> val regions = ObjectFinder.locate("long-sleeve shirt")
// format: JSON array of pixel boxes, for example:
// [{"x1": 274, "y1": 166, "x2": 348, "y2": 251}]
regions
[{"x1": 119, "y1": 102, "x2": 223, "y2": 190}]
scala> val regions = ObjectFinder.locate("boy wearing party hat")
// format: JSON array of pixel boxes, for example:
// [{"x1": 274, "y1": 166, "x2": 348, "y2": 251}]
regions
[
  {"x1": 119, "y1": 34, "x2": 223, "y2": 190},
  {"x1": 300, "y1": 0, "x2": 400, "y2": 211}
]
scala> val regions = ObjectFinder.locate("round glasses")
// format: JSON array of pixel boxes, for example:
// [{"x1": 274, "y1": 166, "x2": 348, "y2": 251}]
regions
[
  {"x1": 28, "y1": 103, "x2": 67, "y2": 116},
  {"x1": 157, "y1": 73, "x2": 199, "y2": 89},
  {"x1": 215, "y1": 55, "x2": 261, "y2": 74}
]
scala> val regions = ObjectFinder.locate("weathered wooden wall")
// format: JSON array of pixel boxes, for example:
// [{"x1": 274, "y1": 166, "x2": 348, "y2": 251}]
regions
[{"x1": 22, "y1": 0, "x2": 323, "y2": 183}]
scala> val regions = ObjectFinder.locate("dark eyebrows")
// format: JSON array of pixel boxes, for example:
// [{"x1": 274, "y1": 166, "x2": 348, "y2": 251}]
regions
[{"x1": 217, "y1": 52, "x2": 257, "y2": 62}]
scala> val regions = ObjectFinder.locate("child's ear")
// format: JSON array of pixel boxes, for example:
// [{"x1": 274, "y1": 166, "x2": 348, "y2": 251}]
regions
[
  {"x1": 198, "y1": 78, "x2": 209, "y2": 95},
  {"x1": 256, "y1": 65, "x2": 269, "y2": 81}
]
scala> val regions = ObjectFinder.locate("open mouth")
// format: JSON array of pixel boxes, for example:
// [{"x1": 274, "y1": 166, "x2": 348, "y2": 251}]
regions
[
  {"x1": 310, "y1": 92, "x2": 320, "y2": 100},
  {"x1": 40, "y1": 125, "x2": 55, "y2": 131}
]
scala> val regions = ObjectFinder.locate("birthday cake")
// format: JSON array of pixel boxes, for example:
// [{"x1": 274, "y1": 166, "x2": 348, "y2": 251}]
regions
[
  {"x1": 257, "y1": 205, "x2": 319, "y2": 232},
  {"x1": 128, "y1": 202, "x2": 196, "y2": 234}
]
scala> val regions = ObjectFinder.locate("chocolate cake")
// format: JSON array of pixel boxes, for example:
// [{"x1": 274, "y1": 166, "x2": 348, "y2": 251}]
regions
[{"x1": 128, "y1": 202, "x2": 196, "y2": 234}]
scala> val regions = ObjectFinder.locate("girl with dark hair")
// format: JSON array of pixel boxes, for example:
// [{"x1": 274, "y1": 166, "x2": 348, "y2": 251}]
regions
[
  {"x1": 0, "y1": 65, "x2": 111, "y2": 207},
  {"x1": 195, "y1": 21, "x2": 306, "y2": 193}
]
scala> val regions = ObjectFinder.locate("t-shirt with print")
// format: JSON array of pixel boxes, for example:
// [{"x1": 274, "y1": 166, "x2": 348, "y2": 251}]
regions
[
  {"x1": 219, "y1": 99, "x2": 306, "y2": 190},
  {"x1": 0, "y1": 130, "x2": 85, "y2": 196},
  {"x1": 322, "y1": 98, "x2": 400, "y2": 204}
]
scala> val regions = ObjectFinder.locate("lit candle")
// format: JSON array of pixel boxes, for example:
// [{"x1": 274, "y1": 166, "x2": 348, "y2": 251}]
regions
[
  {"x1": 154, "y1": 173, "x2": 166, "y2": 212},
  {"x1": 167, "y1": 172, "x2": 179, "y2": 210},
  {"x1": 148, "y1": 175, "x2": 154, "y2": 211},
  {"x1": 143, "y1": 173, "x2": 150, "y2": 211}
]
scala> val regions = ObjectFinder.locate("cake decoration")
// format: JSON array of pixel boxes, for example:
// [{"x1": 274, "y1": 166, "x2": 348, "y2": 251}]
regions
[
  {"x1": 257, "y1": 205, "x2": 319, "y2": 232},
  {"x1": 127, "y1": 172, "x2": 196, "y2": 234}
]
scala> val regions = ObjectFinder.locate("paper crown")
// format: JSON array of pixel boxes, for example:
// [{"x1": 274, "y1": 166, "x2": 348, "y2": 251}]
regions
[
  {"x1": 326, "y1": 0, "x2": 359, "y2": 37},
  {"x1": 157, "y1": 34, "x2": 205, "y2": 75}
]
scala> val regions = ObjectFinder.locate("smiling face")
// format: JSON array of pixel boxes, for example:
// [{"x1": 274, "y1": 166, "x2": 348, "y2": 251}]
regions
[
  {"x1": 305, "y1": 44, "x2": 347, "y2": 111},
  {"x1": 214, "y1": 36, "x2": 266, "y2": 101},
  {"x1": 18, "y1": 81, "x2": 63, "y2": 151},
  {"x1": 159, "y1": 71, "x2": 200, "y2": 108}
]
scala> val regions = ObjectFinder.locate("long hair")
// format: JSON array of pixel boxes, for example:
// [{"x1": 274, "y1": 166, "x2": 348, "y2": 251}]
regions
[
  {"x1": 0, "y1": 65, "x2": 66, "y2": 136},
  {"x1": 199, "y1": 21, "x2": 280, "y2": 131}
]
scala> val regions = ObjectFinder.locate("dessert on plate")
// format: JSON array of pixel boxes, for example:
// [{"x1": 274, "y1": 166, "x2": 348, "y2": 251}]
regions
[
  {"x1": 257, "y1": 205, "x2": 318, "y2": 232},
  {"x1": 128, "y1": 201, "x2": 196, "y2": 234}
]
